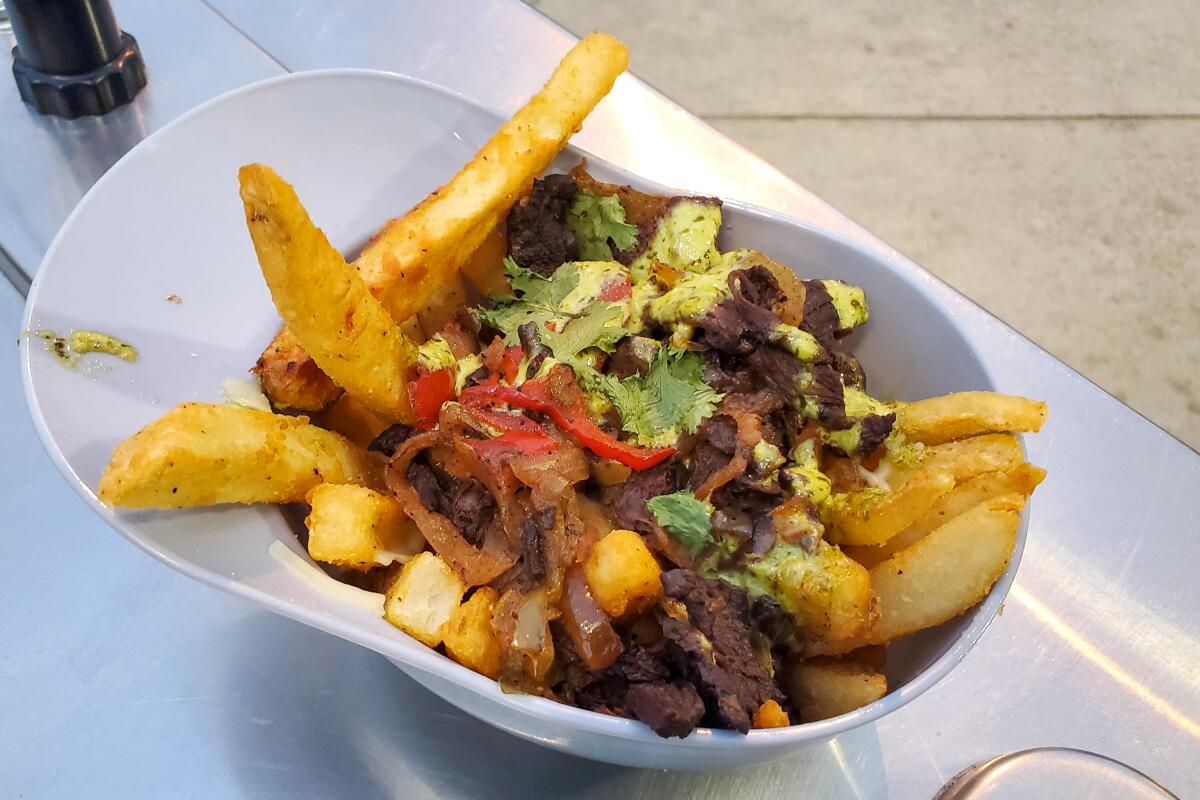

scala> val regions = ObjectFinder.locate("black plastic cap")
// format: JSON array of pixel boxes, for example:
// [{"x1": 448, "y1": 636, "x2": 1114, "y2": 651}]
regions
[{"x1": 12, "y1": 31, "x2": 146, "y2": 119}]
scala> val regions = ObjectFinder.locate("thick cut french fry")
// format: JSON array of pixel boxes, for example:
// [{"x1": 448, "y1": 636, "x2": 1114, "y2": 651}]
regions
[
  {"x1": 784, "y1": 657, "x2": 888, "y2": 723},
  {"x1": 240, "y1": 164, "x2": 418, "y2": 421},
  {"x1": 384, "y1": 552, "x2": 465, "y2": 647},
  {"x1": 98, "y1": 403, "x2": 373, "y2": 508},
  {"x1": 826, "y1": 467, "x2": 956, "y2": 547},
  {"x1": 584, "y1": 529, "x2": 663, "y2": 618},
  {"x1": 254, "y1": 326, "x2": 343, "y2": 412},
  {"x1": 441, "y1": 586, "x2": 503, "y2": 679},
  {"x1": 898, "y1": 391, "x2": 1048, "y2": 445},
  {"x1": 253, "y1": 34, "x2": 628, "y2": 410},
  {"x1": 459, "y1": 225, "x2": 511, "y2": 298},
  {"x1": 921, "y1": 433, "x2": 1024, "y2": 482},
  {"x1": 813, "y1": 494, "x2": 1025, "y2": 655},
  {"x1": 305, "y1": 483, "x2": 424, "y2": 570},
  {"x1": 749, "y1": 539, "x2": 879, "y2": 644},
  {"x1": 417, "y1": 270, "x2": 469, "y2": 339},
  {"x1": 359, "y1": 33, "x2": 628, "y2": 320},
  {"x1": 316, "y1": 394, "x2": 391, "y2": 450},
  {"x1": 846, "y1": 463, "x2": 1045, "y2": 569}
]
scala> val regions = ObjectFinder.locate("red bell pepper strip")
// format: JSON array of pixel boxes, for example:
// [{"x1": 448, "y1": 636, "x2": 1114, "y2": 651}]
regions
[
  {"x1": 465, "y1": 429, "x2": 559, "y2": 460},
  {"x1": 460, "y1": 365, "x2": 674, "y2": 471},
  {"x1": 599, "y1": 275, "x2": 632, "y2": 301},
  {"x1": 408, "y1": 367, "x2": 455, "y2": 426},
  {"x1": 497, "y1": 346, "x2": 523, "y2": 385}
]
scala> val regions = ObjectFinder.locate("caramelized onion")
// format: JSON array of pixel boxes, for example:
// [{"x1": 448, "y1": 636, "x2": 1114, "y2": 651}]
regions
[
  {"x1": 561, "y1": 565, "x2": 623, "y2": 671},
  {"x1": 452, "y1": 437, "x2": 526, "y2": 547},
  {"x1": 383, "y1": 431, "x2": 517, "y2": 586},
  {"x1": 493, "y1": 587, "x2": 557, "y2": 691}
]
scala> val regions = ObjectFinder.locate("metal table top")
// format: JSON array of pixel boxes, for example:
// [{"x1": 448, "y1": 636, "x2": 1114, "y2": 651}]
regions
[{"x1": 2, "y1": 2, "x2": 1196, "y2": 798}]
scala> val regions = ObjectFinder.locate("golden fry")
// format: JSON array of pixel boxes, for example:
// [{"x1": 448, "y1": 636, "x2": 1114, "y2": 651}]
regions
[
  {"x1": 98, "y1": 403, "x2": 373, "y2": 508},
  {"x1": 826, "y1": 467, "x2": 956, "y2": 547},
  {"x1": 784, "y1": 657, "x2": 888, "y2": 723},
  {"x1": 305, "y1": 483, "x2": 424, "y2": 570},
  {"x1": 813, "y1": 493, "x2": 1025, "y2": 655},
  {"x1": 584, "y1": 529, "x2": 663, "y2": 618},
  {"x1": 441, "y1": 587, "x2": 503, "y2": 679},
  {"x1": 898, "y1": 391, "x2": 1048, "y2": 445},
  {"x1": 253, "y1": 34, "x2": 628, "y2": 409},
  {"x1": 239, "y1": 164, "x2": 418, "y2": 421},
  {"x1": 921, "y1": 433, "x2": 1025, "y2": 482},
  {"x1": 316, "y1": 394, "x2": 391, "y2": 450},
  {"x1": 384, "y1": 551, "x2": 465, "y2": 647},
  {"x1": 254, "y1": 326, "x2": 343, "y2": 412},
  {"x1": 846, "y1": 463, "x2": 1045, "y2": 569}
]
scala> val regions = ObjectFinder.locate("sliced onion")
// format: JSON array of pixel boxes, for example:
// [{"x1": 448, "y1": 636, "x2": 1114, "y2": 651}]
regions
[
  {"x1": 383, "y1": 430, "x2": 517, "y2": 587},
  {"x1": 561, "y1": 565, "x2": 623, "y2": 671}
]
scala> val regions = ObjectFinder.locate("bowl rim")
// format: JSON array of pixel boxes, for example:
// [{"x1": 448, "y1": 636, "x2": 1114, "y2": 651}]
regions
[{"x1": 19, "y1": 67, "x2": 1021, "y2": 751}]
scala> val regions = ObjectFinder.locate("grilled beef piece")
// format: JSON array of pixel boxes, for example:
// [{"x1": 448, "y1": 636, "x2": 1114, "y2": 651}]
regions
[
  {"x1": 609, "y1": 336, "x2": 660, "y2": 379},
  {"x1": 744, "y1": 345, "x2": 803, "y2": 401},
  {"x1": 857, "y1": 412, "x2": 897, "y2": 457},
  {"x1": 405, "y1": 459, "x2": 496, "y2": 546},
  {"x1": 506, "y1": 174, "x2": 579, "y2": 276},
  {"x1": 625, "y1": 682, "x2": 706, "y2": 738},
  {"x1": 602, "y1": 459, "x2": 685, "y2": 533},
  {"x1": 799, "y1": 279, "x2": 841, "y2": 345},
  {"x1": 687, "y1": 414, "x2": 737, "y2": 491},
  {"x1": 521, "y1": 506, "x2": 556, "y2": 580},
  {"x1": 367, "y1": 423, "x2": 416, "y2": 457},
  {"x1": 659, "y1": 570, "x2": 785, "y2": 732},
  {"x1": 808, "y1": 359, "x2": 851, "y2": 430},
  {"x1": 560, "y1": 637, "x2": 673, "y2": 716},
  {"x1": 700, "y1": 267, "x2": 785, "y2": 356}
]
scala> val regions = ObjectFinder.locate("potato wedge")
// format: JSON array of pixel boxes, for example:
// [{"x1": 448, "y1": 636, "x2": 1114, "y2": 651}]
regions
[
  {"x1": 316, "y1": 394, "x2": 391, "y2": 450},
  {"x1": 749, "y1": 538, "x2": 878, "y2": 644},
  {"x1": 416, "y1": 270, "x2": 469, "y2": 339},
  {"x1": 98, "y1": 403, "x2": 373, "y2": 508},
  {"x1": 784, "y1": 657, "x2": 888, "y2": 722},
  {"x1": 826, "y1": 467, "x2": 956, "y2": 547},
  {"x1": 254, "y1": 326, "x2": 343, "y2": 413},
  {"x1": 898, "y1": 391, "x2": 1048, "y2": 445},
  {"x1": 584, "y1": 529, "x2": 663, "y2": 618},
  {"x1": 846, "y1": 463, "x2": 1045, "y2": 569},
  {"x1": 305, "y1": 484, "x2": 425, "y2": 570},
  {"x1": 359, "y1": 33, "x2": 628, "y2": 321},
  {"x1": 921, "y1": 433, "x2": 1024, "y2": 482},
  {"x1": 384, "y1": 551, "x2": 465, "y2": 647},
  {"x1": 459, "y1": 224, "x2": 511, "y2": 298},
  {"x1": 441, "y1": 586, "x2": 503, "y2": 679},
  {"x1": 240, "y1": 164, "x2": 418, "y2": 421},
  {"x1": 814, "y1": 494, "x2": 1025, "y2": 655},
  {"x1": 253, "y1": 34, "x2": 627, "y2": 410}
]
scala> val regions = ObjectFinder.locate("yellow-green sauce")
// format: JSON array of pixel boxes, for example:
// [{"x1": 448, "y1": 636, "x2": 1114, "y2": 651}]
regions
[{"x1": 33, "y1": 329, "x2": 138, "y2": 367}]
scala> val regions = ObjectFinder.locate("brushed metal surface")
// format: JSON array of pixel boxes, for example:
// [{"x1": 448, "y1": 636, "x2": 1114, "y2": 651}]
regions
[{"x1": 1, "y1": 1, "x2": 1196, "y2": 798}]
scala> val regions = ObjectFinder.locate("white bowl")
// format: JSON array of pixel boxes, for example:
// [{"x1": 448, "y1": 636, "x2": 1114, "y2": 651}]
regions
[{"x1": 20, "y1": 69, "x2": 1021, "y2": 771}]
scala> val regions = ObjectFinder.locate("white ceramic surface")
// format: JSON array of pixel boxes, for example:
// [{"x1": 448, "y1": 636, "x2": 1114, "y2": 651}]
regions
[{"x1": 20, "y1": 70, "x2": 1020, "y2": 770}]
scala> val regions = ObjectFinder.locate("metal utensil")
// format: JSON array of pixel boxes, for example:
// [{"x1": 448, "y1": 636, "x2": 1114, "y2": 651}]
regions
[{"x1": 937, "y1": 748, "x2": 1179, "y2": 799}]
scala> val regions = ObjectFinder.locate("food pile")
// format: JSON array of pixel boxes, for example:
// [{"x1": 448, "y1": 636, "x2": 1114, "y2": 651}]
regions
[{"x1": 97, "y1": 34, "x2": 1047, "y2": 738}]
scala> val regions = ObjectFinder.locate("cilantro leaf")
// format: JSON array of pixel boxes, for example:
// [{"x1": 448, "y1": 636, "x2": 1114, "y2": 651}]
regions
[
  {"x1": 647, "y1": 491, "x2": 715, "y2": 554},
  {"x1": 541, "y1": 302, "x2": 625, "y2": 363},
  {"x1": 591, "y1": 348, "x2": 723, "y2": 445},
  {"x1": 475, "y1": 258, "x2": 582, "y2": 343},
  {"x1": 567, "y1": 191, "x2": 639, "y2": 261}
]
